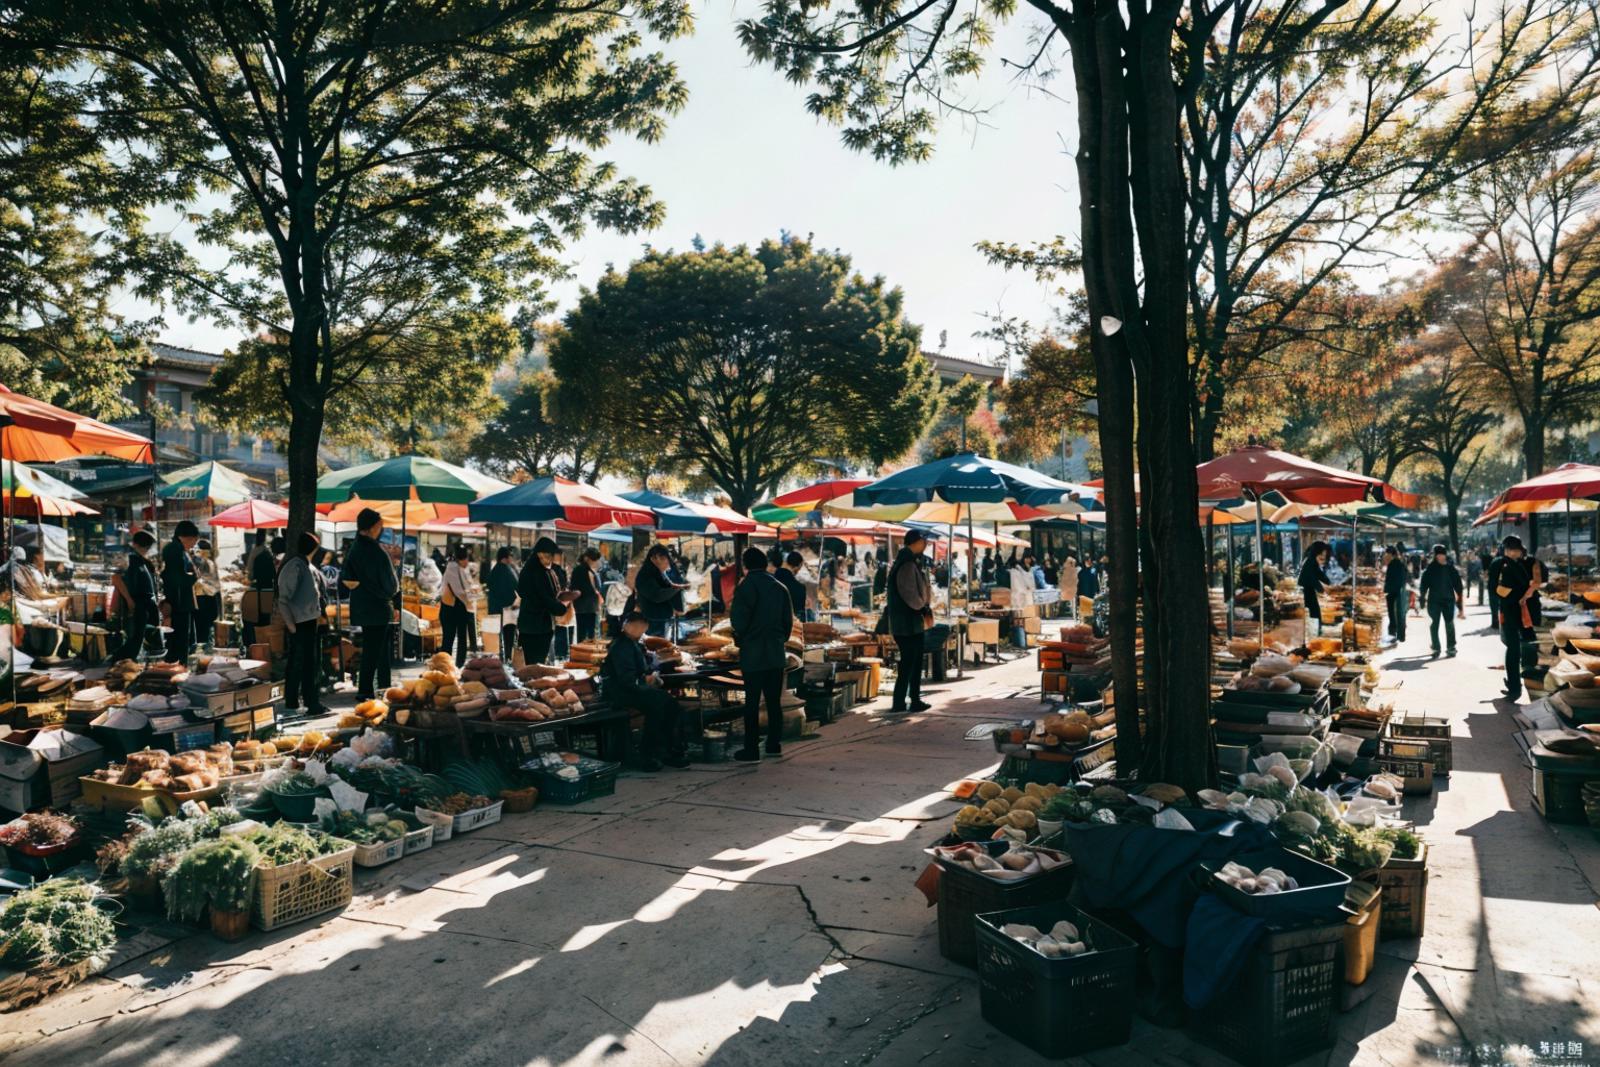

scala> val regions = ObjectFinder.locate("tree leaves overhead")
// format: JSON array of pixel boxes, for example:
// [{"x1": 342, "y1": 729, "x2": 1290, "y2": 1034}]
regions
[{"x1": 547, "y1": 236, "x2": 941, "y2": 510}]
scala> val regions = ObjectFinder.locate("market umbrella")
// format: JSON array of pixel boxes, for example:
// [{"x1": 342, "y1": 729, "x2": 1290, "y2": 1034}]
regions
[
  {"x1": 0, "y1": 384, "x2": 155, "y2": 464},
  {"x1": 753, "y1": 479, "x2": 874, "y2": 526},
  {"x1": 467, "y1": 477, "x2": 656, "y2": 528},
  {"x1": 1, "y1": 462, "x2": 98, "y2": 515},
  {"x1": 159, "y1": 460, "x2": 257, "y2": 506},
  {"x1": 208, "y1": 498, "x2": 289, "y2": 529},
  {"x1": 315, "y1": 455, "x2": 508, "y2": 505},
  {"x1": 322, "y1": 497, "x2": 469, "y2": 526},
  {"x1": 1480, "y1": 463, "x2": 1600, "y2": 590},
  {"x1": 619, "y1": 489, "x2": 759, "y2": 534}
]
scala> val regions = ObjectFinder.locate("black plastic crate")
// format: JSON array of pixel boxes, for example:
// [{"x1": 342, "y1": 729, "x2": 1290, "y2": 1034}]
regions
[
  {"x1": 975, "y1": 902, "x2": 1137, "y2": 1058},
  {"x1": 935, "y1": 847, "x2": 1073, "y2": 967},
  {"x1": 1202, "y1": 847, "x2": 1351, "y2": 921},
  {"x1": 524, "y1": 758, "x2": 619, "y2": 804},
  {"x1": 1190, "y1": 917, "x2": 1344, "y2": 1067}
]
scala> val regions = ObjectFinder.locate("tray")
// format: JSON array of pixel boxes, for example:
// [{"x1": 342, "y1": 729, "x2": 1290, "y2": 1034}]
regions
[{"x1": 1203, "y1": 847, "x2": 1350, "y2": 919}]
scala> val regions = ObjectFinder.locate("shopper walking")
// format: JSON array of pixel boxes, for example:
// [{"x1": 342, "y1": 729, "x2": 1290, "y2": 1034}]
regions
[
  {"x1": 487, "y1": 546, "x2": 520, "y2": 655},
  {"x1": 1489, "y1": 535, "x2": 1537, "y2": 700},
  {"x1": 1418, "y1": 544, "x2": 1465, "y2": 658},
  {"x1": 440, "y1": 545, "x2": 478, "y2": 664},
  {"x1": 340, "y1": 508, "x2": 399, "y2": 700},
  {"x1": 602, "y1": 611, "x2": 690, "y2": 770},
  {"x1": 887, "y1": 530, "x2": 935, "y2": 714},
  {"x1": 192, "y1": 538, "x2": 222, "y2": 651},
  {"x1": 1298, "y1": 541, "x2": 1333, "y2": 634},
  {"x1": 276, "y1": 532, "x2": 327, "y2": 717},
  {"x1": 517, "y1": 536, "x2": 576, "y2": 665},
  {"x1": 161, "y1": 520, "x2": 201, "y2": 662},
  {"x1": 730, "y1": 548, "x2": 795, "y2": 761},
  {"x1": 572, "y1": 547, "x2": 605, "y2": 642},
  {"x1": 114, "y1": 531, "x2": 160, "y2": 661},
  {"x1": 1382, "y1": 546, "x2": 1410, "y2": 644}
]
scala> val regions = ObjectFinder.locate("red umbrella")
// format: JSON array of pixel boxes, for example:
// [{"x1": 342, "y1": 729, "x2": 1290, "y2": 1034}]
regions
[
  {"x1": 208, "y1": 499, "x2": 289, "y2": 529},
  {"x1": 1489, "y1": 463, "x2": 1600, "y2": 506},
  {"x1": 770, "y1": 479, "x2": 872, "y2": 508},
  {"x1": 1196, "y1": 445, "x2": 1418, "y2": 507}
]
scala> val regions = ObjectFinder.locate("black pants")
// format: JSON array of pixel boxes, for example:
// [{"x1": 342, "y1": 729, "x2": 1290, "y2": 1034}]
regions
[
  {"x1": 358, "y1": 622, "x2": 392, "y2": 698},
  {"x1": 1428, "y1": 606, "x2": 1456, "y2": 653},
  {"x1": 554, "y1": 623, "x2": 571, "y2": 660},
  {"x1": 1500, "y1": 607, "x2": 1523, "y2": 697},
  {"x1": 114, "y1": 607, "x2": 153, "y2": 661},
  {"x1": 500, "y1": 616, "x2": 518, "y2": 661},
  {"x1": 440, "y1": 601, "x2": 474, "y2": 663},
  {"x1": 741, "y1": 667, "x2": 786, "y2": 753},
  {"x1": 1305, "y1": 592, "x2": 1320, "y2": 633},
  {"x1": 646, "y1": 618, "x2": 668, "y2": 638},
  {"x1": 1488, "y1": 588, "x2": 1500, "y2": 630},
  {"x1": 893, "y1": 630, "x2": 925, "y2": 709},
  {"x1": 1386, "y1": 594, "x2": 1406, "y2": 642},
  {"x1": 284, "y1": 622, "x2": 324, "y2": 712},
  {"x1": 576, "y1": 613, "x2": 597, "y2": 642},
  {"x1": 194, "y1": 594, "x2": 221, "y2": 649},
  {"x1": 521, "y1": 629, "x2": 554, "y2": 667},
  {"x1": 618, "y1": 684, "x2": 684, "y2": 760},
  {"x1": 167, "y1": 611, "x2": 194, "y2": 662}
]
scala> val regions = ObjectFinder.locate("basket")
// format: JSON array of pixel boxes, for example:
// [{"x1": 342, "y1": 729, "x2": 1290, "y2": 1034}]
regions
[
  {"x1": 1190, "y1": 917, "x2": 1345, "y2": 1067},
  {"x1": 410, "y1": 807, "x2": 453, "y2": 842},
  {"x1": 500, "y1": 787, "x2": 538, "y2": 814},
  {"x1": 415, "y1": 800, "x2": 504, "y2": 835},
  {"x1": 935, "y1": 845, "x2": 1074, "y2": 968},
  {"x1": 1343, "y1": 892, "x2": 1382, "y2": 985},
  {"x1": 402, "y1": 822, "x2": 435, "y2": 855},
  {"x1": 252, "y1": 842, "x2": 356, "y2": 931},
  {"x1": 351, "y1": 835, "x2": 407, "y2": 868},
  {"x1": 525, "y1": 759, "x2": 619, "y2": 804},
  {"x1": 974, "y1": 902, "x2": 1136, "y2": 1057}
]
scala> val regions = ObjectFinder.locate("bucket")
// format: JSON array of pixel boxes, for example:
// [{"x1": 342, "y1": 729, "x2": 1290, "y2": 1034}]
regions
[{"x1": 702, "y1": 731, "x2": 727, "y2": 763}]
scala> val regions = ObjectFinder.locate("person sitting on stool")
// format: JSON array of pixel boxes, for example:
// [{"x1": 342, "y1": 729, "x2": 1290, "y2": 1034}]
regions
[{"x1": 602, "y1": 611, "x2": 691, "y2": 771}]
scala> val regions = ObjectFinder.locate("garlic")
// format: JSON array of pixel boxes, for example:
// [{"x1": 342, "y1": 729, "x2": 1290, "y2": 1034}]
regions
[{"x1": 1049, "y1": 920, "x2": 1080, "y2": 941}]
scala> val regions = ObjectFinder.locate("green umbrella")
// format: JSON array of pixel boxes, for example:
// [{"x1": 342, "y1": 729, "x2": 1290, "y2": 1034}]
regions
[
  {"x1": 158, "y1": 460, "x2": 256, "y2": 505},
  {"x1": 315, "y1": 456, "x2": 507, "y2": 504}
]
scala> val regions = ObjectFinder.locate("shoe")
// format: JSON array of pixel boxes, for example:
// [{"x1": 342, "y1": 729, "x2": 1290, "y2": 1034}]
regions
[
  {"x1": 1430, "y1": 649, "x2": 1440, "y2": 659},
  {"x1": 306, "y1": 705, "x2": 329, "y2": 717},
  {"x1": 885, "y1": 706, "x2": 909, "y2": 715},
  {"x1": 765, "y1": 744, "x2": 782, "y2": 757},
  {"x1": 1447, "y1": 649, "x2": 1457, "y2": 657},
  {"x1": 733, "y1": 748, "x2": 761, "y2": 763},
  {"x1": 662, "y1": 752, "x2": 691, "y2": 769},
  {"x1": 909, "y1": 700, "x2": 933, "y2": 713}
]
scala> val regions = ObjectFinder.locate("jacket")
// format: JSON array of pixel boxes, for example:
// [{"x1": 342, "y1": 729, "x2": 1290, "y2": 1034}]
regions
[
  {"x1": 774, "y1": 567, "x2": 807, "y2": 615},
  {"x1": 1489, "y1": 555, "x2": 1539, "y2": 623},
  {"x1": 276, "y1": 555, "x2": 323, "y2": 625},
  {"x1": 1077, "y1": 565, "x2": 1100, "y2": 599},
  {"x1": 1418, "y1": 560, "x2": 1463, "y2": 613},
  {"x1": 123, "y1": 553, "x2": 160, "y2": 620},
  {"x1": 634, "y1": 562, "x2": 679, "y2": 622},
  {"x1": 340, "y1": 533, "x2": 399, "y2": 627},
  {"x1": 730, "y1": 570, "x2": 795, "y2": 672},
  {"x1": 1383, "y1": 559, "x2": 1410, "y2": 598},
  {"x1": 886, "y1": 549, "x2": 932, "y2": 636},
  {"x1": 1297, "y1": 558, "x2": 1329, "y2": 599},
  {"x1": 602, "y1": 633, "x2": 652, "y2": 695},
  {"x1": 516, "y1": 559, "x2": 567, "y2": 635},
  {"x1": 571, "y1": 562, "x2": 603, "y2": 615},
  {"x1": 487, "y1": 561, "x2": 519, "y2": 614},
  {"x1": 248, "y1": 545, "x2": 277, "y2": 590},
  {"x1": 160, "y1": 538, "x2": 197, "y2": 612}
]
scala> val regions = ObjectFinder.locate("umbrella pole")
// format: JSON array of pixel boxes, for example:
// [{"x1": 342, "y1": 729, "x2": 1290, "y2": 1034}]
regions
[
  {"x1": 2, "y1": 428, "x2": 12, "y2": 704},
  {"x1": 334, "y1": 519, "x2": 346, "y2": 685},
  {"x1": 965, "y1": 505, "x2": 974, "y2": 676},
  {"x1": 1351, "y1": 512, "x2": 1358, "y2": 641},
  {"x1": 1254, "y1": 494, "x2": 1265, "y2": 644},
  {"x1": 1225, "y1": 519, "x2": 1234, "y2": 640},
  {"x1": 399, "y1": 499, "x2": 408, "y2": 667}
]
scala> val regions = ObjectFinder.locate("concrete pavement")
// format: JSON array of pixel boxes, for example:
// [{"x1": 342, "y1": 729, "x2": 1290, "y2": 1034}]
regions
[{"x1": 1, "y1": 606, "x2": 1597, "y2": 1066}]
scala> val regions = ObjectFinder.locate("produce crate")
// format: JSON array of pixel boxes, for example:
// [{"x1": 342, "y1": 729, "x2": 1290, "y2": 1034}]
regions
[
  {"x1": 402, "y1": 821, "x2": 435, "y2": 855},
  {"x1": 351, "y1": 835, "x2": 407, "y2": 868},
  {"x1": 1388, "y1": 713, "x2": 1449, "y2": 740},
  {"x1": 1530, "y1": 764, "x2": 1600, "y2": 825},
  {"x1": 1375, "y1": 755, "x2": 1434, "y2": 796},
  {"x1": 152, "y1": 722, "x2": 218, "y2": 753},
  {"x1": 77, "y1": 776, "x2": 222, "y2": 812},
  {"x1": 252, "y1": 842, "x2": 356, "y2": 931},
  {"x1": 974, "y1": 902, "x2": 1137, "y2": 1057},
  {"x1": 524, "y1": 758, "x2": 619, "y2": 804},
  {"x1": 1204, "y1": 847, "x2": 1351, "y2": 921},
  {"x1": 415, "y1": 799, "x2": 505, "y2": 834},
  {"x1": 3, "y1": 837, "x2": 87, "y2": 878},
  {"x1": 411, "y1": 806, "x2": 453, "y2": 842},
  {"x1": 1190, "y1": 917, "x2": 1345, "y2": 1067},
  {"x1": 935, "y1": 846, "x2": 1074, "y2": 968}
]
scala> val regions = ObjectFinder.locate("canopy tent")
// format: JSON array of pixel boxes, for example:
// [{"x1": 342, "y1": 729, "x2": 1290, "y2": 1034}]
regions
[
  {"x1": 619, "y1": 490, "x2": 759, "y2": 535},
  {"x1": 209, "y1": 498, "x2": 289, "y2": 529},
  {"x1": 159, "y1": 460, "x2": 257, "y2": 506},
  {"x1": 0, "y1": 385, "x2": 155, "y2": 465}
]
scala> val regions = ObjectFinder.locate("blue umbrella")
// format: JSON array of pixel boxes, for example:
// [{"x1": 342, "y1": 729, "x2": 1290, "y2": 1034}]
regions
[
  {"x1": 843, "y1": 453, "x2": 1094, "y2": 519},
  {"x1": 467, "y1": 476, "x2": 656, "y2": 527}
]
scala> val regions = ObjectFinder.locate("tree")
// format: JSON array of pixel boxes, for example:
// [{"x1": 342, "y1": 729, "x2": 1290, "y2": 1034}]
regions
[
  {"x1": 1442, "y1": 126, "x2": 1600, "y2": 477},
  {"x1": 471, "y1": 365, "x2": 631, "y2": 484},
  {"x1": 990, "y1": 292, "x2": 1099, "y2": 463},
  {"x1": 921, "y1": 374, "x2": 997, "y2": 460},
  {"x1": 6, "y1": 0, "x2": 690, "y2": 534},
  {"x1": 548, "y1": 237, "x2": 941, "y2": 512},
  {"x1": 1409, "y1": 354, "x2": 1502, "y2": 553}
]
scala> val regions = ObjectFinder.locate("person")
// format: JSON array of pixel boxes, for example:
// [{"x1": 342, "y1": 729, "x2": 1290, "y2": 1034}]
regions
[
  {"x1": 1043, "y1": 554, "x2": 1059, "y2": 587},
  {"x1": 551, "y1": 550, "x2": 575, "y2": 660},
  {"x1": 571, "y1": 547, "x2": 604, "y2": 641},
  {"x1": 11, "y1": 546, "x2": 50, "y2": 601},
  {"x1": 276, "y1": 531, "x2": 327, "y2": 717},
  {"x1": 1476, "y1": 545, "x2": 1492, "y2": 606},
  {"x1": 440, "y1": 544, "x2": 478, "y2": 664},
  {"x1": 161, "y1": 520, "x2": 201, "y2": 661},
  {"x1": 113, "y1": 531, "x2": 161, "y2": 661},
  {"x1": 269, "y1": 536, "x2": 288, "y2": 570},
  {"x1": 431, "y1": 545, "x2": 448, "y2": 571},
  {"x1": 1418, "y1": 543, "x2": 1465, "y2": 658},
  {"x1": 320, "y1": 550, "x2": 342, "y2": 587},
  {"x1": 192, "y1": 539, "x2": 222, "y2": 650},
  {"x1": 634, "y1": 544, "x2": 686, "y2": 637},
  {"x1": 1076, "y1": 557, "x2": 1100, "y2": 602},
  {"x1": 1026, "y1": 553, "x2": 1047, "y2": 590},
  {"x1": 1060, "y1": 553, "x2": 1079, "y2": 616},
  {"x1": 416, "y1": 553, "x2": 443, "y2": 599},
  {"x1": 340, "y1": 507, "x2": 399, "y2": 700},
  {"x1": 1298, "y1": 541, "x2": 1332, "y2": 634},
  {"x1": 1008, "y1": 553, "x2": 1035, "y2": 610},
  {"x1": 1382, "y1": 545, "x2": 1410, "y2": 644},
  {"x1": 775, "y1": 551, "x2": 808, "y2": 617},
  {"x1": 486, "y1": 546, "x2": 520, "y2": 654},
  {"x1": 1486, "y1": 543, "x2": 1505, "y2": 630},
  {"x1": 979, "y1": 549, "x2": 995, "y2": 586},
  {"x1": 729, "y1": 547, "x2": 795, "y2": 762},
  {"x1": 246, "y1": 530, "x2": 276, "y2": 590},
  {"x1": 602, "y1": 611, "x2": 690, "y2": 770},
  {"x1": 517, "y1": 536, "x2": 577, "y2": 665},
  {"x1": 1489, "y1": 534, "x2": 1538, "y2": 700},
  {"x1": 887, "y1": 530, "x2": 935, "y2": 714}
]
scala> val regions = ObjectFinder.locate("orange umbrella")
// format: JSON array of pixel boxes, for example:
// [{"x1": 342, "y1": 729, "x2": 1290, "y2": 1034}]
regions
[
  {"x1": 323, "y1": 497, "x2": 469, "y2": 525},
  {"x1": 0, "y1": 384, "x2": 154, "y2": 463}
]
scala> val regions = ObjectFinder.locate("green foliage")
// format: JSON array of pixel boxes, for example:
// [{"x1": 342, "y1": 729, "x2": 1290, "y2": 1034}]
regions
[
  {"x1": 549, "y1": 237, "x2": 940, "y2": 509},
  {"x1": 242, "y1": 824, "x2": 327, "y2": 867},
  {"x1": 0, "y1": 879, "x2": 117, "y2": 969},
  {"x1": 470, "y1": 361, "x2": 642, "y2": 484},
  {"x1": 121, "y1": 819, "x2": 199, "y2": 879},
  {"x1": 163, "y1": 836, "x2": 261, "y2": 922}
]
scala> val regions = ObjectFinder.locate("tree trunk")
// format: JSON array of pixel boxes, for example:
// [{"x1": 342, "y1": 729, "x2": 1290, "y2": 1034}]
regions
[
  {"x1": 1095, "y1": 343, "x2": 1141, "y2": 770},
  {"x1": 1523, "y1": 415, "x2": 1546, "y2": 479},
  {"x1": 1194, "y1": 388, "x2": 1224, "y2": 463},
  {"x1": 284, "y1": 311, "x2": 327, "y2": 541}
]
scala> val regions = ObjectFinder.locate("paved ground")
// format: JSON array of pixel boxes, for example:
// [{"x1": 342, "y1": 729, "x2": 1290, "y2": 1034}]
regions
[{"x1": 2, "y1": 604, "x2": 1597, "y2": 1066}]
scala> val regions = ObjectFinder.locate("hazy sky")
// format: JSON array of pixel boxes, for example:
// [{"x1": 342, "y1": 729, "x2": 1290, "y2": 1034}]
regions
[{"x1": 138, "y1": 4, "x2": 1078, "y2": 366}]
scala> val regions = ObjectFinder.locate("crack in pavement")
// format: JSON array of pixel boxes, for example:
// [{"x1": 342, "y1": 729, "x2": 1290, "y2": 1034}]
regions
[{"x1": 854, "y1": 976, "x2": 968, "y2": 1064}]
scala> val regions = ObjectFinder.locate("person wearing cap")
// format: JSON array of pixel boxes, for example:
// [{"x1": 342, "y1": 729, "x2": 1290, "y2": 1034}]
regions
[
  {"x1": 1418, "y1": 543, "x2": 1465, "y2": 658},
  {"x1": 277, "y1": 531, "x2": 328, "y2": 716},
  {"x1": 1489, "y1": 534, "x2": 1540, "y2": 699},
  {"x1": 161, "y1": 520, "x2": 201, "y2": 660},
  {"x1": 114, "y1": 531, "x2": 161, "y2": 660},
  {"x1": 730, "y1": 547, "x2": 796, "y2": 761},
  {"x1": 192, "y1": 538, "x2": 222, "y2": 651},
  {"x1": 887, "y1": 529, "x2": 935, "y2": 714},
  {"x1": 340, "y1": 507, "x2": 400, "y2": 699},
  {"x1": 517, "y1": 536, "x2": 578, "y2": 665},
  {"x1": 602, "y1": 610, "x2": 690, "y2": 770},
  {"x1": 634, "y1": 543, "x2": 687, "y2": 638},
  {"x1": 1382, "y1": 545, "x2": 1410, "y2": 645}
]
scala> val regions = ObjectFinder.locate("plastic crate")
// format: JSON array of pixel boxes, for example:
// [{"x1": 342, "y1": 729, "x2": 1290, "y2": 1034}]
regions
[
  {"x1": 974, "y1": 902, "x2": 1137, "y2": 1057},
  {"x1": 935, "y1": 847, "x2": 1074, "y2": 968},
  {"x1": 251, "y1": 842, "x2": 356, "y2": 931},
  {"x1": 1530, "y1": 765, "x2": 1600, "y2": 824},
  {"x1": 351, "y1": 835, "x2": 407, "y2": 868},
  {"x1": 1203, "y1": 847, "x2": 1351, "y2": 921},
  {"x1": 154, "y1": 722, "x2": 218, "y2": 753},
  {"x1": 411, "y1": 807, "x2": 453, "y2": 842},
  {"x1": 524, "y1": 759, "x2": 619, "y2": 804},
  {"x1": 402, "y1": 822, "x2": 435, "y2": 855},
  {"x1": 1388, "y1": 713, "x2": 1449, "y2": 740},
  {"x1": 1190, "y1": 917, "x2": 1345, "y2": 1067}
]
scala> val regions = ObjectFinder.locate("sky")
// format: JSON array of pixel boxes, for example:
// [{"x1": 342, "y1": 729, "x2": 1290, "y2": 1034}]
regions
[{"x1": 139, "y1": 3, "x2": 1078, "y2": 368}]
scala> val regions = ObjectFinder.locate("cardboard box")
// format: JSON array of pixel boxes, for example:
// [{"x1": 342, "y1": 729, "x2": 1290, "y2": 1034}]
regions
[
  {"x1": 233, "y1": 682, "x2": 281, "y2": 711},
  {"x1": 254, "y1": 622, "x2": 286, "y2": 655},
  {"x1": 181, "y1": 687, "x2": 236, "y2": 718},
  {"x1": 248, "y1": 642, "x2": 272, "y2": 663},
  {"x1": 481, "y1": 630, "x2": 501, "y2": 654},
  {"x1": 990, "y1": 587, "x2": 1012, "y2": 607},
  {"x1": 0, "y1": 728, "x2": 105, "y2": 813},
  {"x1": 1023, "y1": 616, "x2": 1042, "y2": 634},
  {"x1": 965, "y1": 618, "x2": 1001, "y2": 644},
  {"x1": 1041, "y1": 670, "x2": 1070, "y2": 694},
  {"x1": 241, "y1": 589, "x2": 276, "y2": 624},
  {"x1": 215, "y1": 620, "x2": 238, "y2": 647}
]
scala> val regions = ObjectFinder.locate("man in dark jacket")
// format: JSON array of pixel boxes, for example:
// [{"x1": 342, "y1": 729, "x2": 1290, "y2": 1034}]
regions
[
  {"x1": 340, "y1": 508, "x2": 399, "y2": 699},
  {"x1": 887, "y1": 530, "x2": 935, "y2": 714},
  {"x1": 602, "y1": 611, "x2": 689, "y2": 770},
  {"x1": 486, "y1": 545, "x2": 520, "y2": 654},
  {"x1": 517, "y1": 536, "x2": 576, "y2": 665},
  {"x1": 1488, "y1": 534, "x2": 1538, "y2": 699},
  {"x1": 775, "y1": 551, "x2": 807, "y2": 616},
  {"x1": 1418, "y1": 544, "x2": 1465, "y2": 658},
  {"x1": 114, "y1": 531, "x2": 161, "y2": 661},
  {"x1": 1486, "y1": 544, "x2": 1504, "y2": 629},
  {"x1": 161, "y1": 520, "x2": 201, "y2": 661},
  {"x1": 730, "y1": 548, "x2": 796, "y2": 761},
  {"x1": 633, "y1": 544, "x2": 685, "y2": 637},
  {"x1": 1076, "y1": 559, "x2": 1100, "y2": 601},
  {"x1": 571, "y1": 547, "x2": 604, "y2": 641},
  {"x1": 1382, "y1": 546, "x2": 1410, "y2": 644}
]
